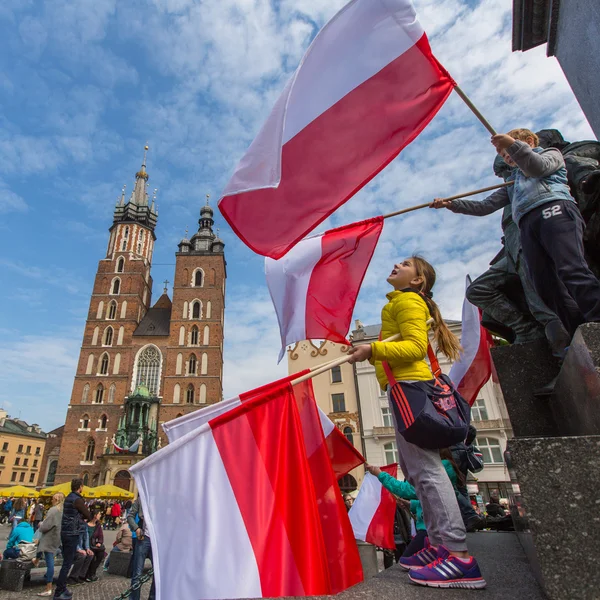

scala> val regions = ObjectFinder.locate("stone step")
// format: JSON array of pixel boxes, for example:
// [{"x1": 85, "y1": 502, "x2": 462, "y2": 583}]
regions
[{"x1": 507, "y1": 434, "x2": 600, "y2": 600}]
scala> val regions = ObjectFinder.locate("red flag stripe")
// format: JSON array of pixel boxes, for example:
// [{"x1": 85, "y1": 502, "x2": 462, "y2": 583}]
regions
[{"x1": 365, "y1": 463, "x2": 398, "y2": 549}]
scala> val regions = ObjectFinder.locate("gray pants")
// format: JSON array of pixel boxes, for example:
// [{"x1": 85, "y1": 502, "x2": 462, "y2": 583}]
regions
[{"x1": 389, "y1": 392, "x2": 467, "y2": 552}]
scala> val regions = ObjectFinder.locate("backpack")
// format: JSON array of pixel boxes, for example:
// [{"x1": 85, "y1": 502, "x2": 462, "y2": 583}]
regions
[{"x1": 382, "y1": 343, "x2": 471, "y2": 450}]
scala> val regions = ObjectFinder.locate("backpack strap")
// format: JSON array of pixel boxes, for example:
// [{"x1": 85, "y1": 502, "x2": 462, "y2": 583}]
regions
[{"x1": 378, "y1": 332, "x2": 442, "y2": 382}]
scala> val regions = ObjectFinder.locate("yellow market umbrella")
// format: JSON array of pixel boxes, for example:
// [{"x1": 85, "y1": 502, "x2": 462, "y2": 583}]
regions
[
  {"x1": 0, "y1": 485, "x2": 39, "y2": 498},
  {"x1": 39, "y1": 482, "x2": 97, "y2": 498},
  {"x1": 90, "y1": 484, "x2": 134, "y2": 500}
]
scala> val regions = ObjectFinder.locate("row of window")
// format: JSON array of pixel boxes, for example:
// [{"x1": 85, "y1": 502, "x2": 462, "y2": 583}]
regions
[
  {"x1": 173, "y1": 383, "x2": 207, "y2": 404},
  {"x1": 1, "y1": 456, "x2": 39, "y2": 468},
  {"x1": 96, "y1": 300, "x2": 127, "y2": 321},
  {"x1": 0, "y1": 443, "x2": 41, "y2": 455},
  {"x1": 79, "y1": 415, "x2": 108, "y2": 431},
  {"x1": 85, "y1": 353, "x2": 121, "y2": 376},
  {"x1": 9, "y1": 471, "x2": 36, "y2": 484},
  {"x1": 82, "y1": 383, "x2": 116, "y2": 404},
  {"x1": 183, "y1": 300, "x2": 211, "y2": 320},
  {"x1": 119, "y1": 226, "x2": 147, "y2": 255},
  {"x1": 176, "y1": 353, "x2": 208, "y2": 376},
  {"x1": 380, "y1": 437, "x2": 504, "y2": 466}
]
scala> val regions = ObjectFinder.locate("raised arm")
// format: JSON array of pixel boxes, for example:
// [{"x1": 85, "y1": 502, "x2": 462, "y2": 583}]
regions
[{"x1": 508, "y1": 140, "x2": 565, "y2": 178}]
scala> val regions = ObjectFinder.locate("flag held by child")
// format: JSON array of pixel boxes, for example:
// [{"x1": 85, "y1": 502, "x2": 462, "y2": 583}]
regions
[
  {"x1": 449, "y1": 276, "x2": 493, "y2": 405},
  {"x1": 348, "y1": 464, "x2": 398, "y2": 549},
  {"x1": 131, "y1": 382, "x2": 362, "y2": 599},
  {"x1": 266, "y1": 217, "x2": 384, "y2": 361},
  {"x1": 219, "y1": 0, "x2": 455, "y2": 258}
]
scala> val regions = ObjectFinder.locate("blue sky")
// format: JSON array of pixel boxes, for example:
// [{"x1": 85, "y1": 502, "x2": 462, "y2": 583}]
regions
[{"x1": 0, "y1": 0, "x2": 594, "y2": 431}]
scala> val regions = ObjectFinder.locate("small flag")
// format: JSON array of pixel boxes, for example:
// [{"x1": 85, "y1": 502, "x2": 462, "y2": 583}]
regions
[
  {"x1": 266, "y1": 217, "x2": 383, "y2": 362},
  {"x1": 113, "y1": 436, "x2": 141, "y2": 454},
  {"x1": 218, "y1": 0, "x2": 455, "y2": 258},
  {"x1": 449, "y1": 276, "x2": 493, "y2": 405},
  {"x1": 348, "y1": 464, "x2": 398, "y2": 549}
]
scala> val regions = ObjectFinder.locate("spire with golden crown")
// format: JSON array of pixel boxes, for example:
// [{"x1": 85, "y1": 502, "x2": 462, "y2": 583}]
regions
[{"x1": 131, "y1": 144, "x2": 150, "y2": 206}]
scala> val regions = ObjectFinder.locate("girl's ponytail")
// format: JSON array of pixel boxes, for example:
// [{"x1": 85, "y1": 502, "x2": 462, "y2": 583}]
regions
[{"x1": 410, "y1": 256, "x2": 462, "y2": 362}]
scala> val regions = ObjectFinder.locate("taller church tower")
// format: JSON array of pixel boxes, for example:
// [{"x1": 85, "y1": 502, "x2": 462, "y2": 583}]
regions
[{"x1": 55, "y1": 150, "x2": 226, "y2": 491}]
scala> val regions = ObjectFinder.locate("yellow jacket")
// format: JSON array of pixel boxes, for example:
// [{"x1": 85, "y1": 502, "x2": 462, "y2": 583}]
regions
[{"x1": 370, "y1": 290, "x2": 433, "y2": 388}]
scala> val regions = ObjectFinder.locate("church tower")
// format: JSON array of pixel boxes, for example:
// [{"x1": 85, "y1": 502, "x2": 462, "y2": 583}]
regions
[{"x1": 55, "y1": 149, "x2": 226, "y2": 491}]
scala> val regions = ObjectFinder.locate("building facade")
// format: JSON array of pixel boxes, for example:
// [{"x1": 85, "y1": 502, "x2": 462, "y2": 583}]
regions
[
  {"x1": 38, "y1": 426, "x2": 63, "y2": 489},
  {"x1": 513, "y1": 0, "x2": 600, "y2": 139},
  {"x1": 351, "y1": 320, "x2": 513, "y2": 503},
  {"x1": 0, "y1": 410, "x2": 47, "y2": 489},
  {"x1": 287, "y1": 340, "x2": 364, "y2": 491},
  {"x1": 55, "y1": 149, "x2": 226, "y2": 491}
]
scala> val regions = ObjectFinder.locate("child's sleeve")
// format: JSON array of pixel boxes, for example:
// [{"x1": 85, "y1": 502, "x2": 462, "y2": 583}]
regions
[
  {"x1": 377, "y1": 471, "x2": 418, "y2": 499},
  {"x1": 370, "y1": 294, "x2": 428, "y2": 364},
  {"x1": 508, "y1": 140, "x2": 565, "y2": 177},
  {"x1": 449, "y1": 189, "x2": 510, "y2": 216}
]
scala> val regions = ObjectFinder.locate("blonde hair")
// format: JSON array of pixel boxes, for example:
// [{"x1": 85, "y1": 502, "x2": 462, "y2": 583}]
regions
[
  {"x1": 507, "y1": 128, "x2": 539, "y2": 147},
  {"x1": 52, "y1": 492, "x2": 65, "y2": 510},
  {"x1": 410, "y1": 256, "x2": 462, "y2": 362}
]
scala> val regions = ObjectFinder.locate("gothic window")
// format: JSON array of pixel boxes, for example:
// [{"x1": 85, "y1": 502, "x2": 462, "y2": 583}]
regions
[
  {"x1": 191, "y1": 301, "x2": 202, "y2": 319},
  {"x1": 116, "y1": 257, "x2": 125, "y2": 273},
  {"x1": 113, "y1": 353, "x2": 121, "y2": 374},
  {"x1": 86, "y1": 355, "x2": 94, "y2": 375},
  {"x1": 92, "y1": 327, "x2": 99, "y2": 345},
  {"x1": 343, "y1": 426, "x2": 353, "y2": 444},
  {"x1": 99, "y1": 415, "x2": 108, "y2": 430},
  {"x1": 176, "y1": 353, "x2": 183, "y2": 375},
  {"x1": 82, "y1": 472, "x2": 89, "y2": 485},
  {"x1": 190, "y1": 325, "x2": 199, "y2": 345},
  {"x1": 121, "y1": 226, "x2": 129, "y2": 251},
  {"x1": 188, "y1": 354, "x2": 197, "y2": 375},
  {"x1": 186, "y1": 384, "x2": 194, "y2": 404},
  {"x1": 120, "y1": 301, "x2": 127, "y2": 319},
  {"x1": 108, "y1": 383, "x2": 116, "y2": 404},
  {"x1": 183, "y1": 301, "x2": 188, "y2": 319},
  {"x1": 137, "y1": 230, "x2": 145, "y2": 254},
  {"x1": 80, "y1": 415, "x2": 90, "y2": 430},
  {"x1": 117, "y1": 327, "x2": 124, "y2": 345},
  {"x1": 96, "y1": 301, "x2": 104, "y2": 319},
  {"x1": 111, "y1": 278, "x2": 120, "y2": 295},
  {"x1": 203, "y1": 325, "x2": 209, "y2": 345},
  {"x1": 82, "y1": 384, "x2": 90, "y2": 404},
  {"x1": 85, "y1": 438, "x2": 95, "y2": 462},
  {"x1": 193, "y1": 269, "x2": 204, "y2": 287},
  {"x1": 95, "y1": 384, "x2": 104, "y2": 404},
  {"x1": 173, "y1": 383, "x2": 181, "y2": 404},
  {"x1": 200, "y1": 383, "x2": 207, "y2": 404},
  {"x1": 99, "y1": 354, "x2": 109, "y2": 375},
  {"x1": 107, "y1": 301, "x2": 117, "y2": 320},
  {"x1": 103, "y1": 327, "x2": 113, "y2": 346},
  {"x1": 201, "y1": 353, "x2": 208, "y2": 375},
  {"x1": 206, "y1": 301, "x2": 212, "y2": 319},
  {"x1": 46, "y1": 460, "x2": 58, "y2": 486},
  {"x1": 134, "y1": 345, "x2": 162, "y2": 396}
]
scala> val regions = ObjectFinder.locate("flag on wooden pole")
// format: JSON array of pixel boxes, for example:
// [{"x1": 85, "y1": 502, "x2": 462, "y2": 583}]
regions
[
  {"x1": 219, "y1": 0, "x2": 455, "y2": 258},
  {"x1": 266, "y1": 217, "x2": 383, "y2": 361}
]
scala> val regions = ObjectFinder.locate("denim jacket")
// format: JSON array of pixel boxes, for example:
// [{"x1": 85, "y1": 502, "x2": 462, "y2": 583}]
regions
[
  {"x1": 450, "y1": 141, "x2": 575, "y2": 227},
  {"x1": 76, "y1": 523, "x2": 90, "y2": 552}
]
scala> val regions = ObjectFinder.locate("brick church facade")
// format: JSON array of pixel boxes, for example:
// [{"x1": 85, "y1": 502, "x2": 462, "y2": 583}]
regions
[{"x1": 55, "y1": 149, "x2": 226, "y2": 491}]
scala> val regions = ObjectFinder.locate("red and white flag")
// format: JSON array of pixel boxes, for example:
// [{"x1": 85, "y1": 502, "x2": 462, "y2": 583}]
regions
[
  {"x1": 449, "y1": 276, "x2": 493, "y2": 405},
  {"x1": 348, "y1": 464, "x2": 398, "y2": 549},
  {"x1": 133, "y1": 381, "x2": 363, "y2": 599},
  {"x1": 219, "y1": 0, "x2": 455, "y2": 259},
  {"x1": 163, "y1": 374, "x2": 364, "y2": 480},
  {"x1": 266, "y1": 217, "x2": 383, "y2": 361}
]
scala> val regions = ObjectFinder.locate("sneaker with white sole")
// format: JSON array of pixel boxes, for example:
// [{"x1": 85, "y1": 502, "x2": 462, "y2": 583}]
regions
[
  {"x1": 408, "y1": 545, "x2": 486, "y2": 589},
  {"x1": 399, "y1": 538, "x2": 438, "y2": 571}
]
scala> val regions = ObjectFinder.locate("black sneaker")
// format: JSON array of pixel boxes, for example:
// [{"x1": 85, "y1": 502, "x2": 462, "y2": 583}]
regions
[
  {"x1": 465, "y1": 515, "x2": 486, "y2": 532},
  {"x1": 85, "y1": 576, "x2": 99, "y2": 582}
]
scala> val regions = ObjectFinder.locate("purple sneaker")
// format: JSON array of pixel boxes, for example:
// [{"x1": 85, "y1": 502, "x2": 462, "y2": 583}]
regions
[
  {"x1": 408, "y1": 546, "x2": 486, "y2": 589},
  {"x1": 398, "y1": 538, "x2": 438, "y2": 571}
]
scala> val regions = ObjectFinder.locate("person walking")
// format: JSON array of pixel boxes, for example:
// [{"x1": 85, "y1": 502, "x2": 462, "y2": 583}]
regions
[
  {"x1": 127, "y1": 498, "x2": 155, "y2": 600},
  {"x1": 32, "y1": 499, "x2": 45, "y2": 532},
  {"x1": 54, "y1": 479, "x2": 91, "y2": 600},
  {"x1": 35, "y1": 493, "x2": 65, "y2": 597},
  {"x1": 9, "y1": 498, "x2": 25, "y2": 534}
]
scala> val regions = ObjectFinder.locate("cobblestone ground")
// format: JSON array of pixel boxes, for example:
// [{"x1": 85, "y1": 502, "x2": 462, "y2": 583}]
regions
[{"x1": 0, "y1": 524, "x2": 152, "y2": 600}]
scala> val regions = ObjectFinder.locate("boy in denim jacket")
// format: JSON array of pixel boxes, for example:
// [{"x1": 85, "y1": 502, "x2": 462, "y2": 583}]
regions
[{"x1": 434, "y1": 129, "x2": 600, "y2": 390}]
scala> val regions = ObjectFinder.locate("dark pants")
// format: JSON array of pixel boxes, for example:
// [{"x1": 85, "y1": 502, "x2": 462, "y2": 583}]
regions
[
  {"x1": 33, "y1": 520, "x2": 42, "y2": 532},
  {"x1": 456, "y1": 486, "x2": 478, "y2": 524},
  {"x1": 402, "y1": 530, "x2": 428, "y2": 558},
  {"x1": 3, "y1": 547, "x2": 20, "y2": 560},
  {"x1": 131, "y1": 537, "x2": 155, "y2": 600},
  {"x1": 85, "y1": 547, "x2": 105, "y2": 579},
  {"x1": 520, "y1": 200, "x2": 600, "y2": 336},
  {"x1": 55, "y1": 534, "x2": 79, "y2": 594}
]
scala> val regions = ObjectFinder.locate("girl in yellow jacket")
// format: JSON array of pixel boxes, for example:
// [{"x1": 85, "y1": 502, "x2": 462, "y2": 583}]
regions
[{"x1": 348, "y1": 256, "x2": 486, "y2": 590}]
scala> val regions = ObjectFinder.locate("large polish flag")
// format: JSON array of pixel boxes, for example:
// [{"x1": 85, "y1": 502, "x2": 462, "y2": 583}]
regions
[
  {"x1": 266, "y1": 217, "x2": 383, "y2": 361},
  {"x1": 218, "y1": 0, "x2": 455, "y2": 259},
  {"x1": 449, "y1": 276, "x2": 493, "y2": 406},
  {"x1": 133, "y1": 381, "x2": 363, "y2": 598},
  {"x1": 348, "y1": 464, "x2": 398, "y2": 549}
]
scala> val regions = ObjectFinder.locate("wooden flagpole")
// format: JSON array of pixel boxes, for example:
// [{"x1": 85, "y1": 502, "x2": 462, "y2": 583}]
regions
[
  {"x1": 381, "y1": 181, "x2": 514, "y2": 220},
  {"x1": 453, "y1": 85, "x2": 498, "y2": 136}
]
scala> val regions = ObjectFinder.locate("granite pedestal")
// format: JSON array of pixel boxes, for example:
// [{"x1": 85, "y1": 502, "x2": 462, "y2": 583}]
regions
[
  {"x1": 107, "y1": 549, "x2": 132, "y2": 577},
  {"x1": 0, "y1": 560, "x2": 27, "y2": 592},
  {"x1": 493, "y1": 323, "x2": 600, "y2": 600}
]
